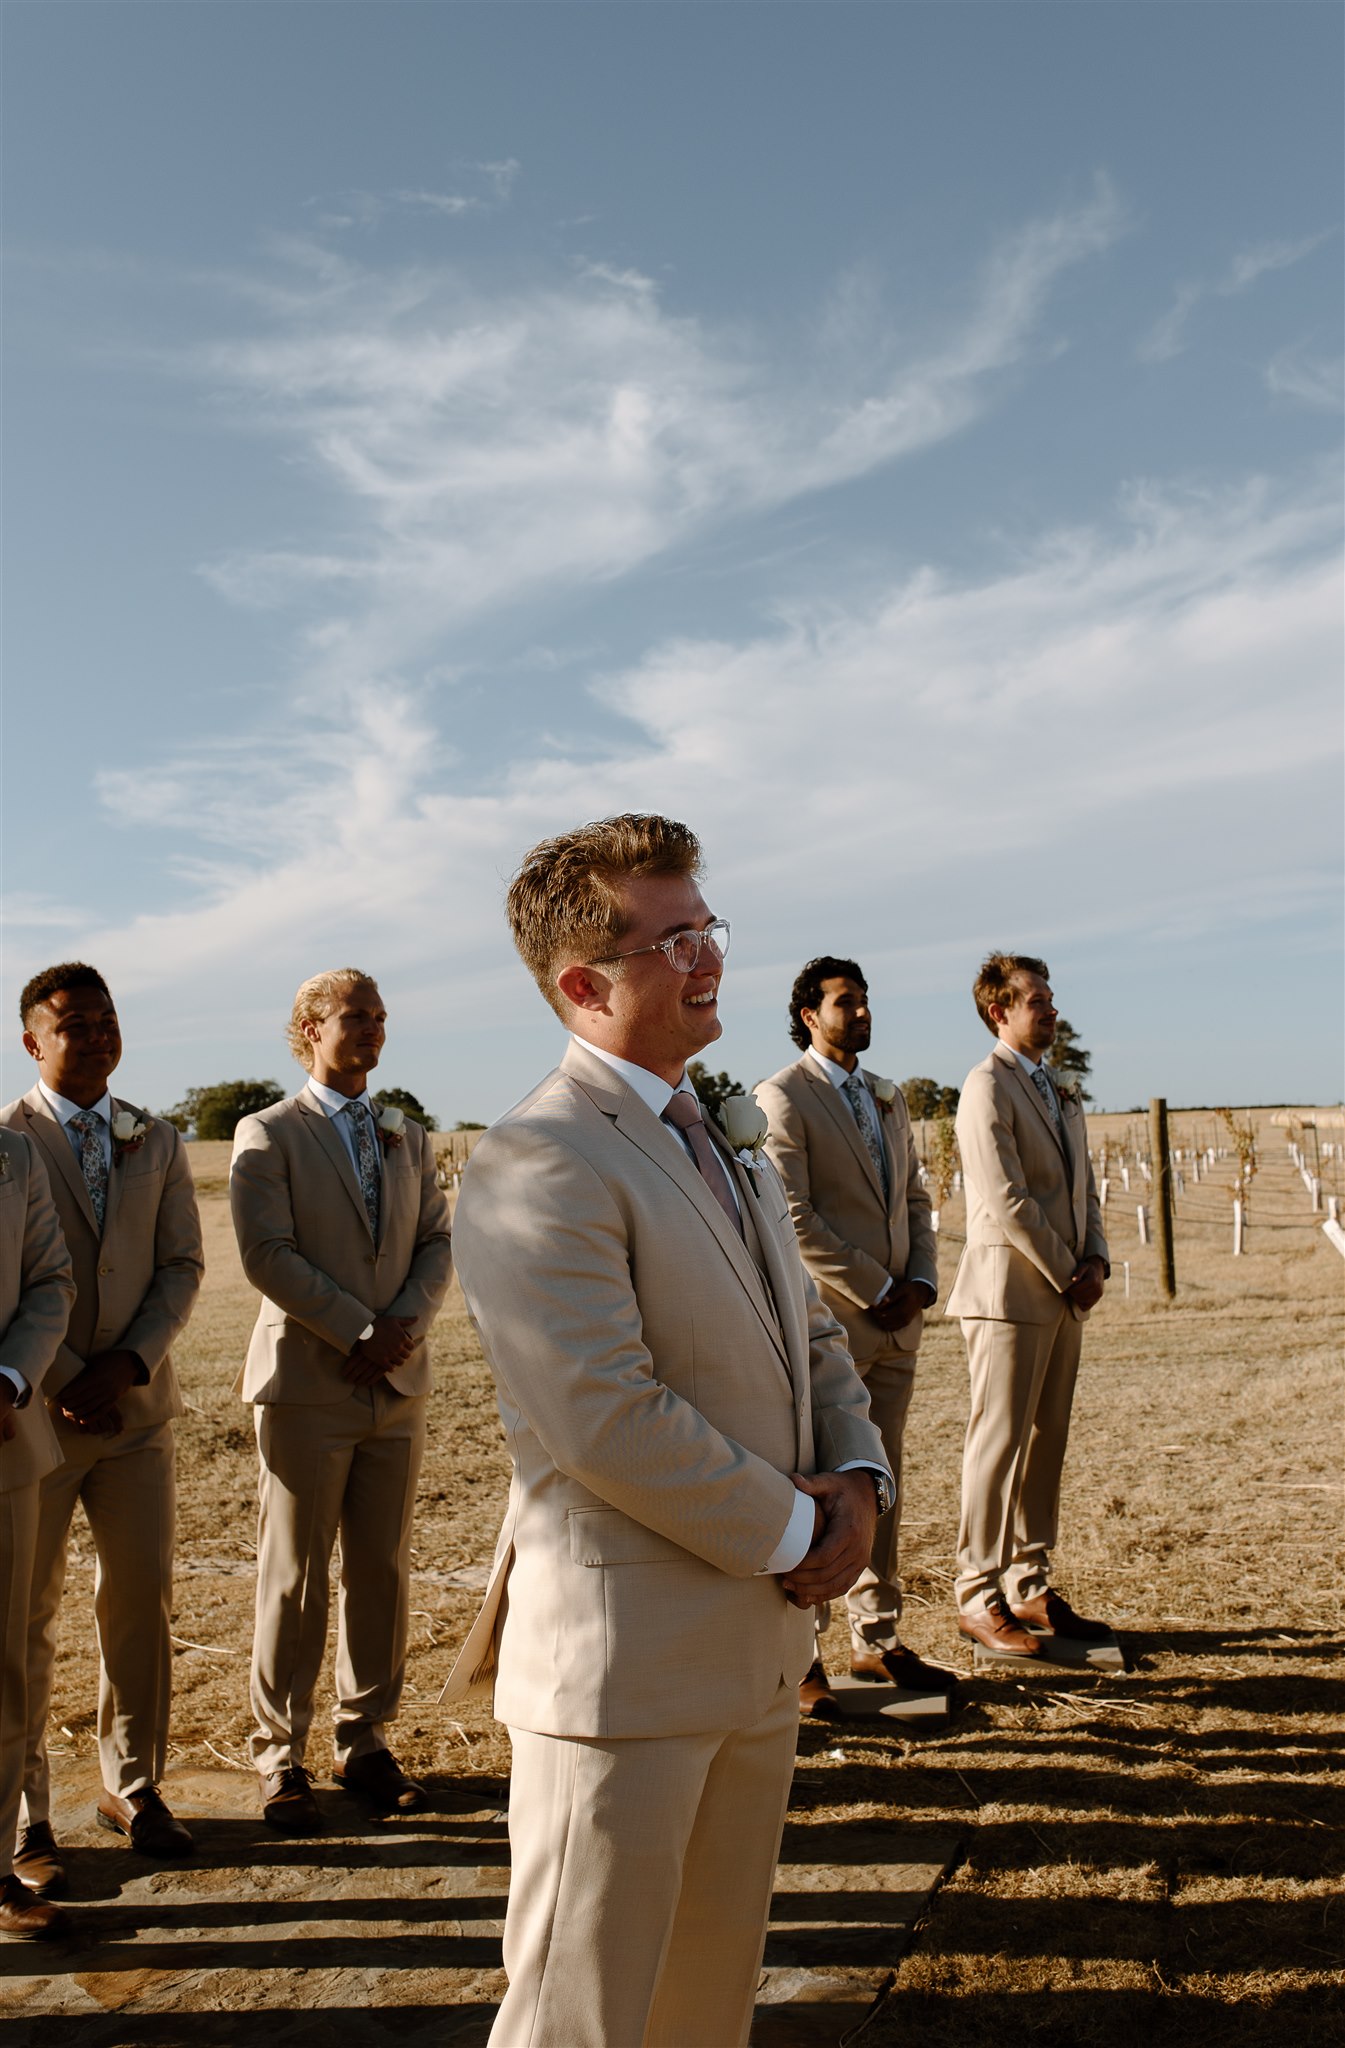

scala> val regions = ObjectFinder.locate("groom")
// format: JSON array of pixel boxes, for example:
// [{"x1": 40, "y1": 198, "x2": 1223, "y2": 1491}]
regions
[{"x1": 443, "y1": 814, "x2": 888, "y2": 2048}]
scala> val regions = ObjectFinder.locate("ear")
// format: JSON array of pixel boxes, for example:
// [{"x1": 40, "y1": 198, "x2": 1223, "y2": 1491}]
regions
[
  {"x1": 21, "y1": 1030, "x2": 42, "y2": 1063},
  {"x1": 300, "y1": 1015, "x2": 322, "y2": 1046},
  {"x1": 555, "y1": 963, "x2": 612, "y2": 1014},
  {"x1": 798, "y1": 1005, "x2": 819, "y2": 1037}
]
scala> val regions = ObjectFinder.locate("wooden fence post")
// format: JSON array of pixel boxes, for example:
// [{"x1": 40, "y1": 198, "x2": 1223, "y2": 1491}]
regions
[{"x1": 1149, "y1": 1096, "x2": 1176, "y2": 1298}]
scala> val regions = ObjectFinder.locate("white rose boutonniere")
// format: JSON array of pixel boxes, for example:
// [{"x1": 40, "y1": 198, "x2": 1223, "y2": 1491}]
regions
[
  {"x1": 870, "y1": 1075, "x2": 898, "y2": 1115},
  {"x1": 110, "y1": 1109, "x2": 150, "y2": 1162},
  {"x1": 0, "y1": 1149, "x2": 10, "y2": 1184},
  {"x1": 720, "y1": 1093, "x2": 770, "y2": 1168},
  {"x1": 377, "y1": 1105, "x2": 406, "y2": 1149},
  {"x1": 1052, "y1": 1074, "x2": 1081, "y2": 1109}
]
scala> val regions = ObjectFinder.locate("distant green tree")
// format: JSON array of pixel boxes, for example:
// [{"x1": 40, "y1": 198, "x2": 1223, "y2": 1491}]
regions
[
  {"x1": 1047, "y1": 1020, "x2": 1093, "y2": 1102},
  {"x1": 687, "y1": 1062, "x2": 745, "y2": 1125},
  {"x1": 901, "y1": 1076, "x2": 961, "y2": 1121},
  {"x1": 373, "y1": 1087, "x2": 438, "y2": 1132},
  {"x1": 165, "y1": 1079, "x2": 284, "y2": 1141},
  {"x1": 452, "y1": 1120, "x2": 487, "y2": 1132}
]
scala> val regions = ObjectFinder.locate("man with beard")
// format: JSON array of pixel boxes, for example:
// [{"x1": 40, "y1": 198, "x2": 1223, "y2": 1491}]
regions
[{"x1": 757, "y1": 958, "x2": 951, "y2": 1713}]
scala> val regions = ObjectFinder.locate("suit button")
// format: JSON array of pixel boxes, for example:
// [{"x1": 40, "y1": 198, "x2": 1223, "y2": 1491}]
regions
[
  {"x1": 365, "y1": 1254, "x2": 376, "y2": 1264},
  {"x1": 98, "y1": 1265, "x2": 112, "y2": 1275}
]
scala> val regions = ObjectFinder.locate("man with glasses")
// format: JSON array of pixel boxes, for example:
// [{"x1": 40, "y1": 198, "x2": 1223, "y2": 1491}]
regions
[{"x1": 443, "y1": 814, "x2": 888, "y2": 2048}]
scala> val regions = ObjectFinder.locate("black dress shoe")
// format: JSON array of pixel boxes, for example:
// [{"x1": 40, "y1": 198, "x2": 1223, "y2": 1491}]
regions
[
  {"x1": 96, "y1": 1786, "x2": 194, "y2": 1857},
  {"x1": 850, "y1": 1644, "x2": 960, "y2": 1695},
  {"x1": 1009, "y1": 1589, "x2": 1115, "y2": 1641},
  {"x1": 333, "y1": 1749, "x2": 428, "y2": 1814},
  {"x1": 260, "y1": 1764, "x2": 323, "y2": 1834},
  {"x1": 0, "y1": 1873, "x2": 72, "y2": 1940},
  {"x1": 13, "y1": 1822, "x2": 66, "y2": 1899},
  {"x1": 798, "y1": 1659, "x2": 842, "y2": 1719}
]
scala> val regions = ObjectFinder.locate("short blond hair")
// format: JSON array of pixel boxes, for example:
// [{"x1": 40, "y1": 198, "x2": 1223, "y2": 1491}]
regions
[
  {"x1": 972, "y1": 952, "x2": 1050, "y2": 1036},
  {"x1": 507, "y1": 814, "x2": 703, "y2": 1017},
  {"x1": 287, "y1": 969, "x2": 377, "y2": 1069}
]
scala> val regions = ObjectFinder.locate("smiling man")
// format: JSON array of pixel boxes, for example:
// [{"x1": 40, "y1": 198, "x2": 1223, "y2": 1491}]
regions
[
  {"x1": 229, "y1": 971, "x2": 452, "y2": 1832},
  {"x1": 442, "y1": 815, "x2": 888, "y2": 2048},
  {"x1": 1, "y1": 963, "x2": 204, "y2": 1882},
  {"x1": 947, "y1": 953, "x2": 1111, "y2": 1658}
]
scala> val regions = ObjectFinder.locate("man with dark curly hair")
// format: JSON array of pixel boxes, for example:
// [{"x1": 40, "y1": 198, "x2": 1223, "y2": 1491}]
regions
[
  {"x1": 2, "y1": 962, "x2": 203, "y2": 1883},
  {"x1": 758, "y1": 957, "x2": 951, "y2": 1714}
]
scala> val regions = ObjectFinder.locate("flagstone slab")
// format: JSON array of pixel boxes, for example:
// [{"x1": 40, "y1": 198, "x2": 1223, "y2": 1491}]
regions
[{"x1": 3, "y1": 1763, "x2": 959, "y2": 2046}]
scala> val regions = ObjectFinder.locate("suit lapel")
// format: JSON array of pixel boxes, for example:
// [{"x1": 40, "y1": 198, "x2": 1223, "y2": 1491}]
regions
[
  {"x1": 297, "y1": 1087, "x2": 375, "y2": 1239},
  {"x1": 100, "y1": 1095, "x2": 132, "y2": 1241},
  {"x1": 805, "y1": 1058, "x2": 884, "y2": 1203},
  {"x1": 999, "y1": 1049, "x2": 1070, "y2": 1168},
  {"x1": 722, "y1": 1141, "x2": 809, "y2": 1415},
  {"x1": 23, "y1": 1088, "x2": 101, "y2": 1237},
  {"x1": 861, "y1": 1067, "x2": 902, "y2": 1223},
  {"x1": 562, "y1": 1043, "x2": 792, "y2": 1376}
]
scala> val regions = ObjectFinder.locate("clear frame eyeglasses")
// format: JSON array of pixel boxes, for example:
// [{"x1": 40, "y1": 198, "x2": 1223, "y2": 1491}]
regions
[{"x1": 588, "y1": 920, "x2": 731, "y2": 975}]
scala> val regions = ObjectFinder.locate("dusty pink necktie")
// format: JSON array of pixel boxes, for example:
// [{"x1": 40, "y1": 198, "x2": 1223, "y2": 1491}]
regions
[{"x1": 662, "y1": 1093, "x2": 744, "y2": 1240}]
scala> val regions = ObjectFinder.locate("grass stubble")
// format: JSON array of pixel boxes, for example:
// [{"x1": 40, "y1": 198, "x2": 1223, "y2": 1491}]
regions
[{"x1": 44, "y1": 1116, "x2": 1343, "y2": 2044}]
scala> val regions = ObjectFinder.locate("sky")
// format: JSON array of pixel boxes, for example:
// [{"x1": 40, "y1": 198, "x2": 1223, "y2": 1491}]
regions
[{"x1": 2, "y1": 1, "x2": 1341, "y2": 1124}]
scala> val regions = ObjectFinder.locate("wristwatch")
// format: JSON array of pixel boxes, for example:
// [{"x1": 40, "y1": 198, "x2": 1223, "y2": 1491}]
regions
[{"x1": 870, "y1": 1469, "x2": 895, "y2": 1518}]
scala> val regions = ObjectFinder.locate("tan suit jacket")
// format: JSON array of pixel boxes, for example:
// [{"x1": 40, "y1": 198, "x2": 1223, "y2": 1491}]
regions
[
  {"x1": 0, "y1": 1131, "x2": 73, "y2": 1493},
  {"x1": 230, "y1": 1086, "x2": 453, "y2": 1402},
  {"x1": 756, "y1": 1057, "x2": 937, "y2": 1366},
  {"x1": 0, "y1": 1089, "x2": 203, "y2": 1436},
  {"x1": 946, "y1": 1044, "x2": 1108, "y2": 1325},
  {"x1": 443, "y1": 1038, "x2": 887, "y2": 1741}
]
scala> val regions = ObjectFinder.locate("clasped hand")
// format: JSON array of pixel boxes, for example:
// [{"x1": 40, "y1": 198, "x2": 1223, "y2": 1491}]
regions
[
  {"x1": 867, "y1": 1279, "x2": 929, "y2": 1333},
  {"x1": 780, "y1": 1469, "x2": 878, "y2": 1610},
  {"x1": 1065, "y1": 1257, "x2": 1106, "y2": 1312},
  {"x1": 59, "y1": 1349, "x2": 140, "y2": 1436},
  {"x1": 343, "y1": 1315, "x2": 418, "y2": 1386}
]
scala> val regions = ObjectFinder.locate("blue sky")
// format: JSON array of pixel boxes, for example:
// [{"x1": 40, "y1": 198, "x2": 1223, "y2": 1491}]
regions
[{"x1": 3, "y1": 1, "x2": 1341, "y2": 1121}]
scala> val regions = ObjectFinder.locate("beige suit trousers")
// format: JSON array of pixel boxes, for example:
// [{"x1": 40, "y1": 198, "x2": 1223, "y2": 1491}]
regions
[
  {"x1": 22, "y1": 1420, "x2": 176, "y2": 1821},
  {"x1": 955, "y1": 1309, "x2": 1083, "y2": 1614},
  {"x1": 1, "y1": 1481, "x2": 40, "y2": 1873},
  {"x1": 844, "y1": 1344, "x2": 919, "y2": 1649},
  {"x1": 493, "y1": 1679, "x2": 798, "y2": 2048},
  {"x1": 249, "y1": 1384, "x2": 426, "y2": 1774}
]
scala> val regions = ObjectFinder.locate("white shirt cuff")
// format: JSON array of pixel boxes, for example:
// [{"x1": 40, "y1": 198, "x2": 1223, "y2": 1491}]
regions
[
  {"x1": 757, "y1": 1462, "x2": 891, "y2": 1576},
  {"x1": 0, "y1": 1366, "x2": 29, "y2": 1406},
  {"x1": 758, "y1": 1487, "x2": 817, "y2": 1576},
  {"x1": 871, "y1": 1276, "x2": 892, "y2": 1306}
]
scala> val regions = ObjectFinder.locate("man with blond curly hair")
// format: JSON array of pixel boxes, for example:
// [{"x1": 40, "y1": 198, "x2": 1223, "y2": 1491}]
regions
[{"x1": 230, "y1": 970, "x2": 452, "y2": 1832}]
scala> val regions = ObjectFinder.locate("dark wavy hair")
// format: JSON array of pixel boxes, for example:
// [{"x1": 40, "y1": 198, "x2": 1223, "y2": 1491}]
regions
[
  {"x1": 788, "y1": 956, "x2": 866, "y2": 1050},
  {"x1": 19, "y1": 961, "x2": 111, "y2": 1026}
]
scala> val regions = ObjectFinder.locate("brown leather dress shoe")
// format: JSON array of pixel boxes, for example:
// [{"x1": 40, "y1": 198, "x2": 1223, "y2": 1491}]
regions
[
  {"x1": 96, "y1": 1786, "x2": 194, "y2": 1857},
  {"x1": 334, "y1": 1749, "x2": 428, "y2": 1814},
  {"x1": 957, "y1": 1601, "x2": 1043, "y2": 1658},
  {"x1": 1010, "y1": 1589, "x2": 1114, "y2": 1641},
  {"x1": 13, "y1": 1822, "x2": 66, "y2": 1899},
  {"x1": 0, "y1": 1872, "x2": 72, "y2": 1940},
  {"x1": 850, "y1": 1645, "x2": 961, "y2": 1695},
  {"x1": 798, "y1": 1658, "x2": 841, "y2": 1719},
  {"x1": 260, "y1": 1764, "x2": 323, "y2": 1834}
]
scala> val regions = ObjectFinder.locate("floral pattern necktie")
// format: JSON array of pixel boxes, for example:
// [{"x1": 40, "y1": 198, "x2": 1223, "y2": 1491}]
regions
[
  {"x1": 842, "y1": 1075, "x2": 889, "y2": 1200},
  {"x1": 1030, "y1": 1065, "x2": 1062, "y2": 1133},
  {"x1": 68, "y1": 1110, "x2": 108, "y2": 1230},
  {"x1": 344, "y1": 1101, "x2": 382, "y2": 1237}
]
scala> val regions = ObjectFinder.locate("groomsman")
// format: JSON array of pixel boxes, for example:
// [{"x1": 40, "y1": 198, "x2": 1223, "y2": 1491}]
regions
[
  {"x1": 758, "y1": 957, "x2": 951, "y2": 1710},
  {"x1": 2, "y1": 964, "x2": 204, "y2": 1882},
  {"x1": 230, "y1": 970, "x2": 452, "y2": 1832},
  {"x1": 947, "y1": 954, "x2": 1111, "y2": 1656},
  {"x1": 0, "y1": 1131, "x2": 75, "y2": 1938}
]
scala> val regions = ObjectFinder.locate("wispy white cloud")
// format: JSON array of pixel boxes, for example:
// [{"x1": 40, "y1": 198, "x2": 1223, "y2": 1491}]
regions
[
  {"x1": 1266, "y1": 342, "x2": 1344, "y2": 412},
  {"x1": 184, "y1": 176, "x2": 1125, "y2": 704},
  {"x1": 1138, "y1": 228, "x2": 1333, "y2": 362},
  {"x1": 310, "y1": 162, "x2": 522, "y2": 234},
  {"x1": 45, "y1": 472, "x2": 1340, "y2": 1034}
]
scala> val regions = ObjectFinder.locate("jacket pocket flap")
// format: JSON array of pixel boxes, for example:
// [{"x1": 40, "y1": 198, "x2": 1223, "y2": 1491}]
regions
[{"x1": 567, "y1": 1506, "x2": 685, "y2": 1567}]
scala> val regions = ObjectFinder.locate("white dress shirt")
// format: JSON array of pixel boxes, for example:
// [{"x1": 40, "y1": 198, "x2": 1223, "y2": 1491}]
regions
[
  {"x1": 573, "y1": 1036, "x2": 882, "y2": 1576},
  {"x1": 306, "y1": 1078, "x2": 385, "y2": 1180}
]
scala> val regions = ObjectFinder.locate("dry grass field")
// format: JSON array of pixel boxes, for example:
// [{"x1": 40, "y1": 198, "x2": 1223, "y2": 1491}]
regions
[{"x1": 17, "y1": 1109, "x2": 1345, "y2": 2044}]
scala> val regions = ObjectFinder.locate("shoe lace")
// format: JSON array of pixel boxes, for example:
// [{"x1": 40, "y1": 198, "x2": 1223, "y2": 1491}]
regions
[{"x1": 277, "y1": 1764, "x2": 312, "y2": 1793}]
